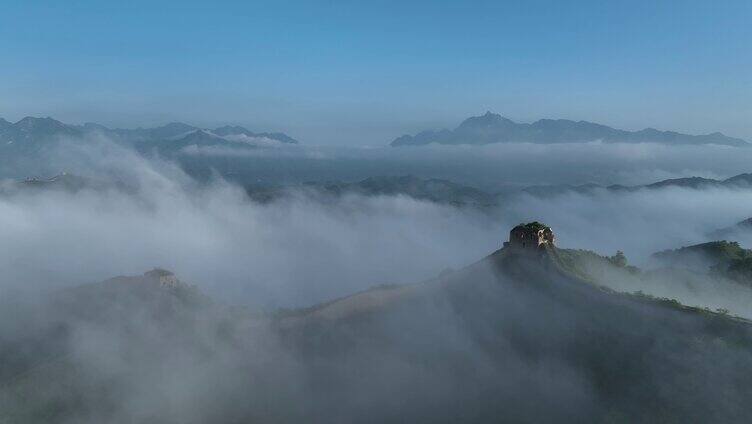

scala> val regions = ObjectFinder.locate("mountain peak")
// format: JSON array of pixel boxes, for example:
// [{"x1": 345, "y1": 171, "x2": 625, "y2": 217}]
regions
[
  {"x1": 459, "y1": 111, "x2": 513, "y2": 127},
  {"x1": 213, "y1": 125, "x2": 252, "y2": 136},
  {"x1": 15, "y1": 116, "x2": 68, "y2": 130},
  {"x1": 159, "y1": 122, "x2": 195, "y2": 130}
]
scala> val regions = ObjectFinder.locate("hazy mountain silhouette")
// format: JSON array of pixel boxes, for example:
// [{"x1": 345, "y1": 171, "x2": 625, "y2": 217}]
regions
[
  {"x1": 391, "y1": 112, "x2": 749, "y2": 147},
  {"x1": 0, "y1": 116, "x2": 299, "y2": 157},
  {"x1": 245, "y1": 175, "x2": 498, "y2": 207},
  {"x1": 710, "y1": 218, "x2": 752, "y2": 240},
  {"x1": 521, "y1": 172, "x2": 752, "y2": 198}
]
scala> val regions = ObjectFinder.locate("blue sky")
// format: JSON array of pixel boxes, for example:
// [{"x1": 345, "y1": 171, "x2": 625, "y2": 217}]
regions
[{"x1": 0, "y1": 0, "x2": 750, "y2": 145}]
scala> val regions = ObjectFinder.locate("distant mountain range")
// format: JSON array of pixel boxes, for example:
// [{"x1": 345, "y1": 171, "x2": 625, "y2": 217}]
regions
[
  {"x1": 245, "y1": 175, "x2": 498, "y2": 208},
  {"x1": 12, "y1": 171, "x2": 752, "y2": 209},
  {"x1": 521, "y1": 172, "x2": 752, "y2": 197},
  {"x1": 391, "y1": 112, "x2": 749, "y2": 147},
  {"x1": 0, "y1": 116, "x2": 299, "y2": 155},
  {"x1": 709, "y1": 218, "x2": 752, "y2": 240},
  {"x1": 274, "y1": 172, "x2": 752, "y2": 205}
]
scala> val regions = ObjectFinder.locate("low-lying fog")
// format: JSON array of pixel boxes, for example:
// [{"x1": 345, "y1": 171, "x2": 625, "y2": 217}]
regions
[
  {"x1": 2, "y1": 136, "x2": 752, "y2": 311},
  {"x1": 8, "y1": 137, "x2": 752, "y2": 190},
  {"x1": 173, "y1": 141, "x2": 752, "y2": 189}
]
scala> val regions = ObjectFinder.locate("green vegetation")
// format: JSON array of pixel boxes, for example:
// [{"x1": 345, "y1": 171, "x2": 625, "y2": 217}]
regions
[
  {"x1": 726, "y1": 257, "x2": 752, "y2": 287},
  {"x1": 519, "y1": 221, "x2": 550, "y2": 232},
  {"x1": 552, "y1": 247, "x2": 639, "y2": 283},
  {"x1": 545, "y1": 247, "x2": 752, "y2": 340},
  {"x1": 654, "y1": 240, "x2": 752, "y2": 287},
  {"x1": 654, "y1": 240, "x2": 752, "y2": 266}
]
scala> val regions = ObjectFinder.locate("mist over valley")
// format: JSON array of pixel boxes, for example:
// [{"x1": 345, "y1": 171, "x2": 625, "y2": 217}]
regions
[{"x1": 3, "y1": 2, "x2": 752, "y2": 421}]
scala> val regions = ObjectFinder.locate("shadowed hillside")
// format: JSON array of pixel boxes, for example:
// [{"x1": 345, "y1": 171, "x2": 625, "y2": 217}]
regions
[{"x1": 2, "y1": 227, "x2": 752, "y2": 423}]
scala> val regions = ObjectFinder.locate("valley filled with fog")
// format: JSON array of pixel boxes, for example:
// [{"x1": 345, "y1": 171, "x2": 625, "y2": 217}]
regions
[{"x1": 3, "y1": 134, "x2": 752, "y2": 314}]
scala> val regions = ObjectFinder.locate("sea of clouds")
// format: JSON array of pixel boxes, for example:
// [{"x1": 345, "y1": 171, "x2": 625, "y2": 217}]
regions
[{"x1": 2, "y1": 136, "x2": 752, "y2": 312}]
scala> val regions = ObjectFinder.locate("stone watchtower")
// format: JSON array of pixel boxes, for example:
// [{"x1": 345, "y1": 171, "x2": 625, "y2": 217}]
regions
[
  {"x1": 504, "y1": 221, "x2": 555, "y2": 251},
  {"x1": 144, "y1": 268, "x2": 179, "y2": 287}
]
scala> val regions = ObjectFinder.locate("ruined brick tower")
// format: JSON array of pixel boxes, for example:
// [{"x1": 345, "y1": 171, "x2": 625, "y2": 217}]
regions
[
  {"x1": 504, "y1": 221, "x2": 555, "y2": 251},
  {"x1": 144, "y1": 268, "x2": 179, "y2": 287}
]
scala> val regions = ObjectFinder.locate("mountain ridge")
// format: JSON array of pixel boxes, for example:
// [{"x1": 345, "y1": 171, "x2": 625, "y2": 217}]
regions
[
  {"x1": 0, "y1": 116, "x2": 299, "y2": 153},
  {"x1": 392, "y1": 111, "x2": 748, "y2": 147},
  {"x1": 521, "y1": 172, "x2": 752, "y2": 198},
  {"x1": 4, "y1": 226, "x2": 752, "y2": 422},
  {"x1": 710, "y1": 218, "x2": 752, "y2": 240}
]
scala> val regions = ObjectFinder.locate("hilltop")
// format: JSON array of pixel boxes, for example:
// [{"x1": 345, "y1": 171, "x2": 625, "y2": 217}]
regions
[
  {"x1": 653, "y1": 241, "x2": 752, "y2": 288},
  {"x1": 276, "y1": 225, "x2": 752, "y2": 422},
  {"x1": 710, "y1": 217, "x2": 752, "y2": 240}
]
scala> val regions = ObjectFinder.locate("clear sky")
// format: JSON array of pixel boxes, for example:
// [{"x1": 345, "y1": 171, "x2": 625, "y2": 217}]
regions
[{"x1": 0, "y1": 0, "x2": 750, "y2": 145}]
